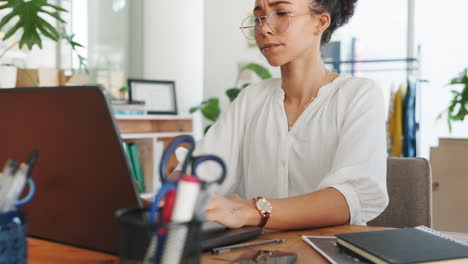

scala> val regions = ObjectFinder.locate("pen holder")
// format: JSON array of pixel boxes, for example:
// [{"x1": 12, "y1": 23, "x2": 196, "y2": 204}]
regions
[
  {"x1": 0, "y1": 210, "x2": 27, "y2": 264},
  {"x1": 116, "y1": 207, "x2": 201, "y2": 264}
]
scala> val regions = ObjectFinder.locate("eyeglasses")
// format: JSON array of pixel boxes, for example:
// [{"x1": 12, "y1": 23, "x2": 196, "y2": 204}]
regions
[{"x1": 240, "y1": 9, "x2": 317, "y2": 40}]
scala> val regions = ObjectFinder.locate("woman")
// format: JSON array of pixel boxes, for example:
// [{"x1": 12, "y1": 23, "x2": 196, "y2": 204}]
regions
[{"x1": 182, "y1": 0, "x2": 388, "y2": 230}]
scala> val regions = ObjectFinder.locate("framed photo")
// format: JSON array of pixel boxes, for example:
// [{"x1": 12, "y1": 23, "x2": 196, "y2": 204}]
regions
[{"x1": 128, "y1": 79, "x2": 178, "y2": 115}]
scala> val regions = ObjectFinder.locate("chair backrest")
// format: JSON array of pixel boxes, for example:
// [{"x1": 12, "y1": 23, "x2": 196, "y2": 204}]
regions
[{"x1": 368, "y1": 157, "x2": 432, "y2": 228}]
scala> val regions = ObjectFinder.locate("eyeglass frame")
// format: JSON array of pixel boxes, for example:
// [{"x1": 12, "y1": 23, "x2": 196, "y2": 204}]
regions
[{"x1": 240, "y1": 9, "x2": 320, "y2": 39}]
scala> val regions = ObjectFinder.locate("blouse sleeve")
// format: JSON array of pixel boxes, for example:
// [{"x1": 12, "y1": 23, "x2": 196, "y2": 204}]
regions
[{"x1": 318, "y1": 79, "x2": 389, "y2": 225}]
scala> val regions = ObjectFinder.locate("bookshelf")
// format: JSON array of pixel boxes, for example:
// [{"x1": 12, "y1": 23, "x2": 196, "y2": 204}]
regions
[{"x1": 116, "y1": 115, "x2": 193, "y2": 196}]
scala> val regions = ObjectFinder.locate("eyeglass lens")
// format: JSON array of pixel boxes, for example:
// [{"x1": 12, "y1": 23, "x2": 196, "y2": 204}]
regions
[{"x1": 241, "y1": 10, "x2": 290, "y2": 39}]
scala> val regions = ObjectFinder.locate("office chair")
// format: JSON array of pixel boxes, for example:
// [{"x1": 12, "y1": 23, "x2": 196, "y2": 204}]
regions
[{"x1": 368, "y1": 157, "x2": 432, "y2": 228}]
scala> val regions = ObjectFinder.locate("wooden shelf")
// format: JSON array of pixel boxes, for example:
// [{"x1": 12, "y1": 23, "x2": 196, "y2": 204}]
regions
[
  {"x1": 118, "y1": 119, "x2": 192, "y2": 134},
  {"x1": 117, "y1": 115, "x2": 193, "y2": 194},
  {"x1": 121, "y1": 132, "x2": 192, "y2": 140},
  {"x1": 115, "y1": 114, "x2": 192, "y2": 120}
]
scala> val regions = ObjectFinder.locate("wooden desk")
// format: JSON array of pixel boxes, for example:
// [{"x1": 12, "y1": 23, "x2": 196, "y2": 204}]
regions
[
  {"x1": 28, "y1": 225, "x2": 468, "y2": 264},
  {"x1": 28, "y1": 237, "x2": 118, "y2": 264},
  {"x1": 203, "y1": 225, "x2": 385, "y2": 264}
]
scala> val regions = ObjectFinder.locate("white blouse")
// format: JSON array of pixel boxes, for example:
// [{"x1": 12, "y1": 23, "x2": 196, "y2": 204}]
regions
[{"x1": 179, "y1": 74, "x2": 389, "y2": 225}]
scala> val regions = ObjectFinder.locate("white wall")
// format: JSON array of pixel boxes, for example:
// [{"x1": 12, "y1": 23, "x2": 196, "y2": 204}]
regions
[
  {"x1": 415, "y1": 0, "x2": 468, "y2": 157},
  {"x1": 144, "y1": 0, "x2": 205, "y2": 138},
  {"x1": 204, "y1": 0, "x2": 281, "y2": 114}
]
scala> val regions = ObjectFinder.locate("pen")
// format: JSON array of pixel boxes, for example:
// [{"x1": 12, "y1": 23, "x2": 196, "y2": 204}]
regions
[
  {"x1": 0, "y1": 159, "x2": 18, "y2": 211},
  {"x1": 0, "y1": 163, "x2": 28, "y2": 212},
  {"x1": 211, "y1": 239, "x2": 285, "y2": 255},
  {"x1": 25, "y1": 149, "x2": 39, "y2": 177},
  {"x1": 142, "y1": 189, "x2": 176, "y2": 264},
  {"x1": 156, "y1": 189, "x2": 177, "y2": 263},
  {"x1": 160, "y1": 175, "x2": 200, "y2": 264}
]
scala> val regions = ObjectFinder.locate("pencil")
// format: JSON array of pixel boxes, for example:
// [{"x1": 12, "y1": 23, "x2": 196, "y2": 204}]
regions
[{"x1": 211, "y1": 239, "x2": 285, "y2": 255}]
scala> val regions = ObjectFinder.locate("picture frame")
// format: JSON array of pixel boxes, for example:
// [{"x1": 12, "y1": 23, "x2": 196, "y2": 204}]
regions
[{"x1": 128, "y1": 79, "x2": 178, "y2": 115}]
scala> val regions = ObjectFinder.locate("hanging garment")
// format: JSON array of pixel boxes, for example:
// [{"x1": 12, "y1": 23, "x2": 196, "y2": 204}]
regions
[
  {"x1": 386, "y1": 85, "x2": 397, "y2": 155},
  {"x1": 403, "y1": 79, "x2": 417, "y2": 157},
  {"x1": 388, "y1": 84, "x2": 406, "y2": 157}
]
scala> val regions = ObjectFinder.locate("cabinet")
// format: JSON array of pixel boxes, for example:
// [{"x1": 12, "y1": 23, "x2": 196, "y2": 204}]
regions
[
  {"x1": 430, "y1": 138, "x2": 468, "y2": 232},
  {"x1": 116, "y1": 115, "x2": 193, "y2": 195}
]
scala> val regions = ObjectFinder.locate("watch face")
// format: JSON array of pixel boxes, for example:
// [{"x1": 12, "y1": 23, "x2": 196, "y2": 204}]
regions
[{"x1": 258, "y1": 198, "x2": 272, "y2": 212}]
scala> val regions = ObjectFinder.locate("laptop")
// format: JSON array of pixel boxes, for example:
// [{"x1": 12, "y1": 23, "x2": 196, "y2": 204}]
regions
[{"x1": 0, "y1": 86, "x2": 261, "y2": 254}]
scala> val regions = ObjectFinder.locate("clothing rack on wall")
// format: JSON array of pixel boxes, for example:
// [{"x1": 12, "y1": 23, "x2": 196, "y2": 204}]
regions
[{"x1": 324, "y1": 58, "x2": 419, "y2": 76}]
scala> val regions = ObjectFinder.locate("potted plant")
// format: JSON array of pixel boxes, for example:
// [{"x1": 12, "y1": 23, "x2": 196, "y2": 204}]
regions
[
  {"x1": 190, "y1": 63, "x2": 272, "y2": 134},
  {"x1": 0, "y1": 0, "x2": 85, "y2": 87},
  {"x1": 119, "y1": 85, "x2": 129, "y2": 100},
  {"x1": 439, "y1": 68, "x2": 468, "y2": 132}
]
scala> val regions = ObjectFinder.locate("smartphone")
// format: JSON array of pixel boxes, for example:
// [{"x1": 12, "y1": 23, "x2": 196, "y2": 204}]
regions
[{"x1": 230, "y1": 250, "x2": 298, "y2": 264}]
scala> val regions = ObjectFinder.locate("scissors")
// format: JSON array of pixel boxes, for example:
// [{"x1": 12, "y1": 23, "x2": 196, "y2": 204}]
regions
[
  {"x1": 144, "y1": 136, "x2": 226, "y2": 263},
  {"x1": 148, "y1": 135, "x2": 196, "y2": 223},
  {"x1": 190, "y1": 154, "x2": 226, "y2": 221},
  {"x1": 148, "y1": 135, "x2": 227, "y2": 222}
]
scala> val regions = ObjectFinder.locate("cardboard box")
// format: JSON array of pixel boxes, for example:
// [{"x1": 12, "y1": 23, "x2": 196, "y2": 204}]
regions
[
  {"x1": 16, "y1": 69, "x2": 66, "y2": 87},
  {"x1": 65, "y1": 73, "x2": 90, "y2": 86},
  {"x1": 430, "y1": 138, "x2": 468, "y2": 232}
]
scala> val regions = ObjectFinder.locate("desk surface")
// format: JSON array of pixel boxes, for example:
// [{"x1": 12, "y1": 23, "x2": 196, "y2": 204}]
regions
[{"x1": 28, "y1": 225, "x2": 468, "y2": 264}]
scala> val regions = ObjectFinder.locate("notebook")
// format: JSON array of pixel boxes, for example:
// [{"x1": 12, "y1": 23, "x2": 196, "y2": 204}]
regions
[
  {"x1": 336, "y1": 226, "x2": 468, "y2": 264},
  {"x1": 301, "y1": 235, "x2": 360, "y2": 264}
]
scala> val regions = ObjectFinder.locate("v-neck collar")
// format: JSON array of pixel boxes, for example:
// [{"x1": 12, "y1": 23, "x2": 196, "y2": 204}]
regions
[{"x1": 275, "y1": 74, "x2": 350, "y2": 133}]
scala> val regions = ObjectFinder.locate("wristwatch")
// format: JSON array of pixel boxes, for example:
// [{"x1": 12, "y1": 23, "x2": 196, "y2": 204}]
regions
[{"x1": 253, "y1": 197, "x2": 272, "y2": 227}]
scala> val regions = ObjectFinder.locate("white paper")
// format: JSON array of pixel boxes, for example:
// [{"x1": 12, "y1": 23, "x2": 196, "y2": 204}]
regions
[{"x1": 133, "y1": 82, "x2": 175, "y2": 112}]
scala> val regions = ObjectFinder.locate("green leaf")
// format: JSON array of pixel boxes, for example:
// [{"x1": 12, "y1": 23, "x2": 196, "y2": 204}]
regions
[
  {"x1": 226, "y1": 88, "x2": 241, "y2": 102},
  {"x1": 241, "y1": 63, "x2": 272, "y2": 80},
  {"x1": 206, "y1": 97, "x2": 219, "y2": 105},
  {"x1": 39, "y1": 9, "x2": 66, "y2": 24},
  {"x1": 200, "y1": 98, "x2": 220, "y2": 121},
  {"x1": 448, "y1": 118, "x2": 452, "y2": 133},
  {"x1": 44, "y1": 3, "x2": 68, "y2": 13},
  {"x1": 59, "y1": 29, "x2": 87, "y2": 71},
  {"x1": 37, "y1": 22, "x2": 59, "y2": 40},
  {"x1": 37, "y1": 16, "x2": 60, "y2": 40},
  {"x1": 0, "y1": 0, "x2": 68, "y2": 49},
  {"x1": 70, "y1": 41, "x2": 83, "y2": 48},
  {"x1": 241, "y1": 83, "x2": 251, "y2": 89},
  {"x1": 189, "y1": 106, "x2": 200, "y2": 114},
  {"x1": 3, "y1": 21, "x2": 22, "y2": 40},
  {"x1": 204, "y1": 124, "x2": 213, "y2": 135},
  {"x1": 0, "y1": 12, "x2": 17, "y2": 30},
  {"x1": 451, "y1": 90, "x2": 460, "y2": 96}
]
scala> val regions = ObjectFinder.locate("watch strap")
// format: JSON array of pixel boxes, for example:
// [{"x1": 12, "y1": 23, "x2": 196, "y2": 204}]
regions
[{"x1": 254, "y1": 197, "x2": 271, "y2": 227}]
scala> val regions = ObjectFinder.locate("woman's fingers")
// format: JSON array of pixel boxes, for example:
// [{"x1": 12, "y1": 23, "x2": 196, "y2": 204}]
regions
[
  {"x1": 205, "y1": 194, "x2": 221, "y2": 210},
  {"x1": 205, "y1": 208, "x2": 221, "y2": 222}
]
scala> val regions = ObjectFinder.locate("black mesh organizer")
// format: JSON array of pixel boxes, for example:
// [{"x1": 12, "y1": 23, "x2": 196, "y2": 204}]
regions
[{"x1": 116, "y1": 207, "x2": 201, "y2": 264}]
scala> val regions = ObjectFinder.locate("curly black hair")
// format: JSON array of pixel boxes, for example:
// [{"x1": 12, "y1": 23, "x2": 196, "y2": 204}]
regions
[{"x1": 309, "y1": 0, "x2": 358, "y2": 44}]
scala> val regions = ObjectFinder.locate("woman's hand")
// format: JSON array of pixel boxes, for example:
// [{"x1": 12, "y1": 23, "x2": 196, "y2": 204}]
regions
[{"x1": 205, "y1": 195, "x2": 261, "y2": 229}]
